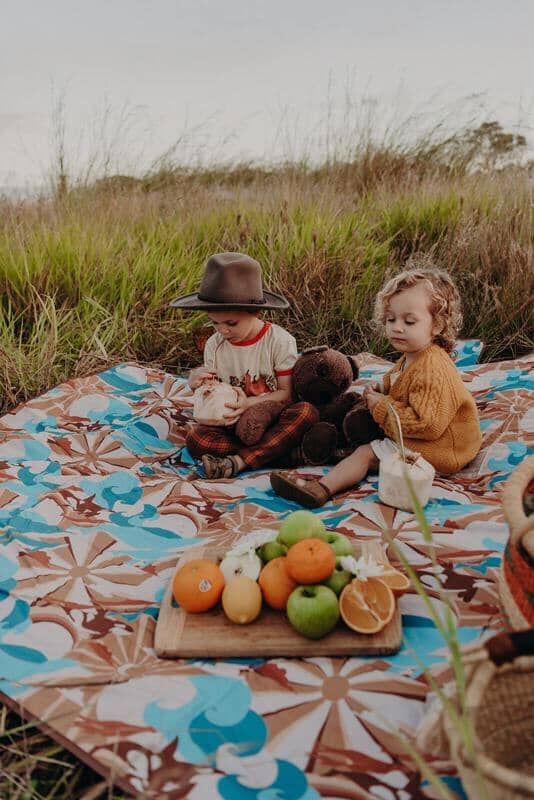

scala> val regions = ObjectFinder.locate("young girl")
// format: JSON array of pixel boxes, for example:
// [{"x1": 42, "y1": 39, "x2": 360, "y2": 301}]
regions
[
  {"x1": 270, "y1": 266, "x2": 482, "y2": 508},
  {"x1": 171, "y1": 252, "x2": 318, "y2": 479}
]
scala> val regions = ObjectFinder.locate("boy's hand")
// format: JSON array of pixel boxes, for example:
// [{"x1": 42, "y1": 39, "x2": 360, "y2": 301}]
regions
[
  {"x1": 223, "y1": 387, "x2": 249, "y2": 425},
  {"x1": 188, "y1": 366, "x2": 217, "y2": 390},
  {"x1": 363, "y1": 384, "x2": 383, "y2": 412}
]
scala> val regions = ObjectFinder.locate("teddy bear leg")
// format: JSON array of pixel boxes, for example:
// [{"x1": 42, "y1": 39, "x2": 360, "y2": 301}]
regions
[
  {"x1": 331, "y1": 445, "x2": 356, "y2": 463},
  {"x1": 342, "y1": 405, "x2": 383, "y2": 447},
  {"x1": 299, "y1": 421, "x2": 338, "y2": 465},
  {"x1": 235, "y1": 400, "x2": 286, "y2": 446}
]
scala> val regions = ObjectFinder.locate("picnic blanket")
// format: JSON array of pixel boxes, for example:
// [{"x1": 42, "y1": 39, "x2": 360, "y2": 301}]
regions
[{"x1": 0, "y1": 343, "x2": 532, "y2": 799}]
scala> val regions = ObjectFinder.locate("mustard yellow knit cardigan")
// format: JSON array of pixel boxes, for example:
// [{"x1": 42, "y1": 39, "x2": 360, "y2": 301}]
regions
[{"x1": 371, "y1": 344, "x2": 482, "y2": 475}]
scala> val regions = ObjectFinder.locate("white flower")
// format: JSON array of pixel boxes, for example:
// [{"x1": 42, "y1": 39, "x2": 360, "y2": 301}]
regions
[
  {"x1": 339, "y1": 555, "x2": 385, "y2": 581},
  {"x1": 227, "y1": 530, "x2": 278, "y2": 557}
]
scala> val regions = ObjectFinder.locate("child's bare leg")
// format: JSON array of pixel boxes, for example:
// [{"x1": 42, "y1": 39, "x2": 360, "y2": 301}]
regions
[
  {"x1": 270, "y1": 444, "x2": 378, "y2": 508},
  {"x1": 321, "y1": 444, "x2": 378, "y2": 496}
]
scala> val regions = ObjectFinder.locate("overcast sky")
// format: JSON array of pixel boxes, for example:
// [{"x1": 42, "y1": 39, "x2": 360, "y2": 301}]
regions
[{"x1": 1, "y1": 0, "x2": 533, "y2": 189}]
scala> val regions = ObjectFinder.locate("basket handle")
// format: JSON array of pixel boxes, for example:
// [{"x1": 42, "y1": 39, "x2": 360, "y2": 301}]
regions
[
  {"x1": 485, "y1": 629, "x2": 534, "y2": 665},
  {"x1": 384, "y1": 400, "x2": 406, "y2": 462}
]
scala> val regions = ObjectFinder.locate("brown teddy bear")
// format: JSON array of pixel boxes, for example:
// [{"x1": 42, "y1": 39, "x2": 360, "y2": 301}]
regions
[{"x1": 235, "y1": 346, "x2": 382, "y2": 463}]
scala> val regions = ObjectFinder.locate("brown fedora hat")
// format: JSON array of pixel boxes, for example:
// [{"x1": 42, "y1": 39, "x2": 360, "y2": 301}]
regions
[{"x1": 169, "y1": 252, "x2": 289, "y2": 311}]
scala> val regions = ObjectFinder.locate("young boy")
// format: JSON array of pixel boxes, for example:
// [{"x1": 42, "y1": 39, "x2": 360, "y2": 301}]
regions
[{"x1": 170, "y1": 252, "x2": 318, "y2": 478}]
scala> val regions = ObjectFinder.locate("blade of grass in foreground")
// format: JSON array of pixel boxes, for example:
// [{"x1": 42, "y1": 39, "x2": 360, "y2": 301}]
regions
[{"x1": 378, "y1": 465, "x2": 491, "y2": 800}]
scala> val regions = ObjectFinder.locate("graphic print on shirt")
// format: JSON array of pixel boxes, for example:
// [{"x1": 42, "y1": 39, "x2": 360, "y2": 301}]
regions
[
  {"x1": 230, "y1": 370, "x2": 276, "y2": 396},
  {"x1": 204, "y1": 322, "x2": 298, "y2": 398}
]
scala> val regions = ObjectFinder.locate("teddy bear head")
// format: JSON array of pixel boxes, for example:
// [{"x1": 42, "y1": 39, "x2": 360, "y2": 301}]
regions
[{"x1": 292, "y1": 346, "x2": 359, "y2": 406}]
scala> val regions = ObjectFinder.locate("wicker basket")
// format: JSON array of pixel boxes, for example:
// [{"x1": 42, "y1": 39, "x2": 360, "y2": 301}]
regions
[
  {"x1": 418, "y1": 630, "x2": 534, "y2": 799},
  {"x1": 446, "y1": 631, "x2": 534, "y2": 799},
  {"x1": 499, "y1": 455, "x2": 534, "y2": 630}
]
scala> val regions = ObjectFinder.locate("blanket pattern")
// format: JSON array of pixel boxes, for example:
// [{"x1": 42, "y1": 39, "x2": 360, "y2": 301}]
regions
[{"x1": 0, "y1": 347, "x2": 532, "y2": 799}]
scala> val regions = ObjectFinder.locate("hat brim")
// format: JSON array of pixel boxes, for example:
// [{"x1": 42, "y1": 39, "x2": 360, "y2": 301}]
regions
[{"x1": 169, "y1": 290, "x2": 289, "y2": 311}]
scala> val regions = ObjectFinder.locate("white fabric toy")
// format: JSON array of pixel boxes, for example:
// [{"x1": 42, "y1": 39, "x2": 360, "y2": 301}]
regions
[{"x1": 192, "y1": 381, "x2": 240, "y2": 426}]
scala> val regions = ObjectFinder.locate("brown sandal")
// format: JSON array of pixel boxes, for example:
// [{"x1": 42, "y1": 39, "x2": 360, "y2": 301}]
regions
[
  {"x1": 270, "y1": 470, "x2": 331, "y2": 508},
  {"x1": 202, "y1": 454, "x2": 240, "y2": 479}
]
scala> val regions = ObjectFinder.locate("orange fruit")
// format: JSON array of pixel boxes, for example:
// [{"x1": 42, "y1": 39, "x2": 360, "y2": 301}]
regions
[
  {"x1": 258, "y1": 557, "x2": 297, "y2": 610},
  {"x1": 339, "y1": 577, "x2": 395, "y2": 634},
  {"x1": 377, "y1": 568, "x2": 410, "y2": 596},
  {"x1": 172, "y1": 558, "x2": 225, "y2": 613},
  {"x1": 286, "y1": 538, "x2": 336, "y2": 584}
]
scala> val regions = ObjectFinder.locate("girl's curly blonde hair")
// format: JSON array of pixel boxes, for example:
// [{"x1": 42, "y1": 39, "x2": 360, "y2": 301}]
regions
[{"x1": 373, "y1": 265, "x2": 462, "y2": 354}]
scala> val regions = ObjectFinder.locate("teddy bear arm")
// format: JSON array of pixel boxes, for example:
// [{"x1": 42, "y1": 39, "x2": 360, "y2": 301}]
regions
[
  {"x1": 342, "y1": 404, "x2": 384, "y2": 447},
  {"x1": 319, "y1": 392, "x2": 359, "y2": 427}
]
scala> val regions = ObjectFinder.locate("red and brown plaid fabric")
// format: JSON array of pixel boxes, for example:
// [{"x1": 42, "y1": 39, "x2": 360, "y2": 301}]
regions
[
  {"x1": 185, "y1": 401, "x2": 318, "y2": 469},
  {"x1": 186, "y1": 424, "x2": 241, "y2": 459}
]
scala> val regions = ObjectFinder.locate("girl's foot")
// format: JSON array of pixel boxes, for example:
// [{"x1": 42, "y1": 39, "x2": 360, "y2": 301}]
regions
[
  {"x1": 270, "y1": 470, "x2": 331, "y2": 508},
  {"x1": 202, "y1": 454, "x2": 241, "y2": 479}
]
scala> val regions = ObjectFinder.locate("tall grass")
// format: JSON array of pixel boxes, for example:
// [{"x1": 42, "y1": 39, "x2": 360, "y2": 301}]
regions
[
  {"x1": 0, "y1": 145, "x2": 532, "y2": 413},
  {"x1": 0, "y1": 707, "x2": 124, "y2": 800}
]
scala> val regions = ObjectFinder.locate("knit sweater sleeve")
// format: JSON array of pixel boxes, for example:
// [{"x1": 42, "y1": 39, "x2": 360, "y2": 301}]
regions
[{"x1": 371, "y1": 365, "x2": 459, "y2": 441}]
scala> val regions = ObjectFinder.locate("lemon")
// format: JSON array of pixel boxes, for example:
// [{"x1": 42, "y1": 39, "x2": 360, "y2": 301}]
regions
[{"x1": 222, "y1": 575, "x2": 262, "y2": 624}]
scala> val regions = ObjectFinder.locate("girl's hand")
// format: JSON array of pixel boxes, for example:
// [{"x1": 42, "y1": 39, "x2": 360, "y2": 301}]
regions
[
  {"x1": 363, "y1": 386, "x2": 383, "y2": 412},
  {"x1": 223, "y1": 387, "x2": 249, "y2": 425},
  {"x1": 188, "y1": 366, "x2": 217, "y2": 389}
]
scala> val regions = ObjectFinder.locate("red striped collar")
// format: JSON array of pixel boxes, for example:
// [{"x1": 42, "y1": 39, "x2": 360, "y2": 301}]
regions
[{"x1": 230, "y1": 321, "x2": 271, "y2": 347}]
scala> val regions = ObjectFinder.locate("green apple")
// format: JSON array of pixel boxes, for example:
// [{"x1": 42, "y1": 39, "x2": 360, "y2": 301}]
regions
[
  {"x1": 322, "y1": 531, "x2": 353, "y2": 557},
  {"x1": 286, "y1": 584, "x2": 340, "y2": 639},
  {"x1": 277, "y1": 510, "x2": 327, "y2": 548},
  {"x1": 256, "y1": 540, "x2": 287, "y2": 562},
  {"x1": 323, "y1": 560, "x2": 352, "y2": 595}
]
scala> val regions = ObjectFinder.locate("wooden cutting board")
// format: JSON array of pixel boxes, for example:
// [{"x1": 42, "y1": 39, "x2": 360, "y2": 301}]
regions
[{"x1": 155, "y1": 543, "x2": 402, "y2": 658}]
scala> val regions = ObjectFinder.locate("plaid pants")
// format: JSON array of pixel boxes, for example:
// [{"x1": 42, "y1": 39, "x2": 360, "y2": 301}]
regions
[{"x1": 185, "y1": 401, "x2": 319, "y2": 470}]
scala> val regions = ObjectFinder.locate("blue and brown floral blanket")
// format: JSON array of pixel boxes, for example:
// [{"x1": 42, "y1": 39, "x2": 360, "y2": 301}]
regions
[{"x1": 0, "y1": 345, "x2": 532, "y2": 799}]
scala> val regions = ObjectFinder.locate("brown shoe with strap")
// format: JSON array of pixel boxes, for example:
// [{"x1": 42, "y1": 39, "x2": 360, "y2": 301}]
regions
[{"x1": 270, "y1": 470, "x2": 331, "y2": 508}]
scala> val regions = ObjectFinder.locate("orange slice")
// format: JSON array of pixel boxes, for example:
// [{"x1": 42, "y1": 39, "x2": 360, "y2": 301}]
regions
[
  {"x1": 360, "y1": 540, "x2": 410, "y2": 596},
  {"x1": 339, "y1": 577, "x2": 395, "y2": 634},
  {"x1": 376, "y1": 568, "x2": 411, "y2": 596}
]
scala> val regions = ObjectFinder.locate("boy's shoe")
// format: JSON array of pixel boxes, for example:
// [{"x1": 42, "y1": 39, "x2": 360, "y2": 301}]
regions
[
  {"x1": 202, "y1": 454, "x2": 240, "y2": 479},
  {"x1": 270, "y1": 470, "x2": 331, "y2": 508}
]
